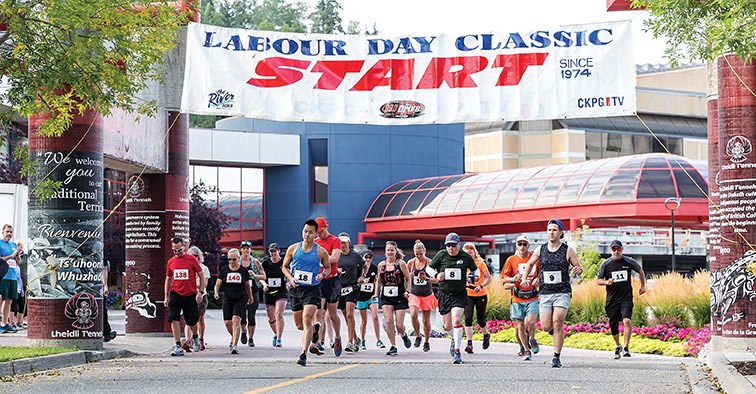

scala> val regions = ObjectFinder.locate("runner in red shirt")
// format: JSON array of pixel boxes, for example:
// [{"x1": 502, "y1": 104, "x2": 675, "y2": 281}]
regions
[
  {"x1": 313, "y1": 217, "x2": 343, "y2": 356},
  {"x1": 164, "y1": 237, "x2": 205, "y2": 356}
]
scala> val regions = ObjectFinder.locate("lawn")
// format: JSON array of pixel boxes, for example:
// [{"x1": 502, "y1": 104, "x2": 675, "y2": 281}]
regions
[{"x1": 0, "y1": 346, "x2": 78, "y2": 363}]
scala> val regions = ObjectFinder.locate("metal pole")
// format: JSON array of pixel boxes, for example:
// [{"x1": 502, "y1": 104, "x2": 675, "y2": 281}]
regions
[{"x1": 671, "y1": 210, "x2": 676, "y2": 272}]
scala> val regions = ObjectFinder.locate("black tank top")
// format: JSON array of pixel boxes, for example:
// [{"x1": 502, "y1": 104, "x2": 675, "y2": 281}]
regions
[
  {"x1": 410, "y1": 261, "x2": 433, "y2": 297},
  {"x1": 379, "y1": 263, "x2": 406, "y2": 299},
  {"x1": 538, "y1": 243, "x2": 572, "y2": 295}
]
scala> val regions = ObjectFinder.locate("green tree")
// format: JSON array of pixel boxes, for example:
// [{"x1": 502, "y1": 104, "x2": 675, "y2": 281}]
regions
[
  {"x1": 573, "y1": 220, "x2": 603, "y2": 282},
  {"x1": 633, "y1": 0, "x2": 756, "y2": 64},
  {"x1": 310, "y1": 0, "x2": 344, "y2": 34},
  {"x1": 189, "y1": 181, "x2": 231, "y2": 275}
]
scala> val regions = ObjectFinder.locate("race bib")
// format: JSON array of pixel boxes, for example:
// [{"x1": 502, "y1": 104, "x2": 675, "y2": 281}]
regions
[
  {"x1": 226, "y1": 272, "x2": 242, "y2": 284},
  {"x1": 383, "y1": 285, "x2": 399, "y2": 297},
  {"x1": 293, "y1": 270, "x2": 313, "y2": 285},
  {"x1": 444, "y1": 268, "x2": 462, "y2": 280},
  {"x1": 173, "y1": 269, "x2": 189, "y2": 281},
  {"x1": 543, "y1": 271, "x2": 562, "y2": 284},
  {"x1": 611, "y1": 270, "x2": 628, "y2": 283},
  {"x1": 517, "y1": 264, "x2": 528, "y2": 276},
  {"x1": 341, "y1": 286, "x2": 353, "y2": 296},
  {"x1": 268, "y1": 278, "x2": 282, "y2": 287},
  {"x1": 7, "y1": 258, "x2": 17, "y2": 268},
  {"x1": 360, "y1": 283, "x2": 375, "y2": 293},
  {"x1": 413, "y1": 276, "x2": 428, "y2": 286}
]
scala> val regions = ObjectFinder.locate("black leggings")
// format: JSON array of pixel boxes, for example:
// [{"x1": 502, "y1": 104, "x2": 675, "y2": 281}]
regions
[
  {"x1": 464, "y1": 295, "x2": 488, "y2": 327},
  {"x1": 241, "y1": 290, "x2": 259, "y2": 326}
]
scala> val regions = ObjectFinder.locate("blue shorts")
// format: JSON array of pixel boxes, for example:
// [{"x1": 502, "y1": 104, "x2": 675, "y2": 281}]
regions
[
  {"x1": 510, "y1": 299, "x2": 539, "y2": 320},
  {"x1": 539, "y1": 292, "x2": 571, "y2": 313},
  {"x1": 356, "y1": 298, "x2": 378, "y2": 310}
]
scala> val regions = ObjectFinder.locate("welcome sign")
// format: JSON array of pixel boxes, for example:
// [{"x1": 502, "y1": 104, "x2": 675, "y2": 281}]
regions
[{"x1": 181, "y1": 21, "x2": 636, "y2": 124}]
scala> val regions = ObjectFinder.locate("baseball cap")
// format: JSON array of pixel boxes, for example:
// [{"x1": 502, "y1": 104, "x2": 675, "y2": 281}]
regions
[
  {"x1": 362, "y1": 249, "x2": 373, "y2": 257},
  {"x1": 516, "y1": 234, "x2": 529, "y2": 244},
  {"x1": 610, "y1": 239, "x2": 623, "y2": 249},
  {"x1": 547, "y1": 218, "x2": 565, "y2": 239},
  {"x1": 337, "y1": 232, "x2": 350, "y2": 243},
  {"x1": 444, "y1": 232, "x2": 460, "y2": 245},
  {"x1": 240, "y1": 240, "x2": 252, "y2": 248},
  {"x1": 268, "y1": 242, "x2": 279, "y2": 251},
  {"x1": 315, "y1": 217, "x2": 328, "y2": 231}
]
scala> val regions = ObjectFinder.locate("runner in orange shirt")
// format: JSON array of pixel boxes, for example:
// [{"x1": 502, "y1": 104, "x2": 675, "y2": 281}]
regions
[
  {"x1": 502, "y1": 235, "x2": 541, "y2": 361},
  {"x1": 462, "y1": 243, "x2": 492, "y2": 354}
]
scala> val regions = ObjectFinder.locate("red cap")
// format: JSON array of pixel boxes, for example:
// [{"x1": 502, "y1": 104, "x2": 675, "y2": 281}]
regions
[{"x1": 315, "y1": 217, "x2": 328, "y2": 231}]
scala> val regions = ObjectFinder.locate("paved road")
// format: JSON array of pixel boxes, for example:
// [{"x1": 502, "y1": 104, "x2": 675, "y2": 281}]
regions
[{"x1": 2, "y1": 310, "x2": 715, "y2": 394}]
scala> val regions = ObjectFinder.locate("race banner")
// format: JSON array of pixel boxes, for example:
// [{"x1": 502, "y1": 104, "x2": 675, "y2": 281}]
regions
[{"x1": 181, "y1": 21, "x2": 636, "y2": 124}]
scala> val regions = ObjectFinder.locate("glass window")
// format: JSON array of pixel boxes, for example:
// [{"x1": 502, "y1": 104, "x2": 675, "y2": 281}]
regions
[
  {"x1": 367, "y1": 194, "x2": 393, "y2": 218},
  {"x1": 401, "y1": 191, "x2": 432, "y2": 216},
  {"x1": 493, "y1": 181, "x2": 524, "y2": 210},
  {"x1": 644, "y1": 156, "x2": 669, "y2": 169},
  {"x1": 514, "y1": 178, "x2": 543, "y2": 207},
  {"x1": 384, "y1": 180, "x2": 411, "y2": 192},
  {"x1": 674, "y1": 170, "x2": 708, "y2": 198},
  {"x1": 535, "y1": 176, "x2": 566, "y2": 206},
  {"x1": 403, "y1": 179, "x2": 432, "y2": 191},
  {"x1": 579, "y1": 172, "x2": 612, "y2": 203},
  {"x1": 637, "y1": 169, "x2": 677, "y2": 198},
  {"x1": 418, "y1": 189, "x2": 446, "y2": 215},
  {"x1": 601, "y1": 170, "x2": 640, "y2": 201},
  {"x1": 474, "y1": 184, "x2": 504, "y2": 211},
  {"x1": 218, "y1": 192, "x2": 242, "y2": 230},
  {"x1": 455, "y1": 185, "x2": 483, "y2": 212},
  {"x1": 384, "y1": 192, "x2": 412, "y2": 217},
  {"x1": 242, "y1": 168, "x2": 264, "y2": 193},
  {"x1": 585, "y1": 132, "x2": 602, "y2": 160},
  {"x1": 437, "y1": 175, "x2": 467, "y2": 188},
  {"x1": 557, "y1": 174, "x2": 590, "y2": 204},
  {"x1": 193, "y1": 165, "x2": 217, "y2": 188},
  {"x1": 240, "y1": 194, "x2": 263, "y2": 230},
  {"x1": 314, "y1": 166, "x2": 328, "y2": 203},
  {"x1": 218, "y1": 167, "x2": 241, "y2": 192},
  {"x1": 436, "y1": 187, "x2": 466, "y2": 214}
]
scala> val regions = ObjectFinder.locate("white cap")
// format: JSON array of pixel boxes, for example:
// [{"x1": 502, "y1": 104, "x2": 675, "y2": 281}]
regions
[{"x1": 516, "y1": 234, "x2": 529, "y2": 244}]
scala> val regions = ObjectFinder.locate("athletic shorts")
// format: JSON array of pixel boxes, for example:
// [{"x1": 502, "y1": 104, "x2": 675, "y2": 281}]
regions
[
  {"x1": 606, "y1": 297, "x2": 634, "y2": 320},
  {"x1": 167, "y1": 292, "x2": 200, "y2": 326},
  {"x1": 356, "y1": 297, "x2": 378, "y2": 310},
  {"x1": 539, "y1": 292, "x2": 571, "y2": 313},
  {"x1": 264, "y1": 289, "x2": 289, "y2": 306},
  {"x1": 510, "y1": 299, "x2": 539, "y2": 320},
  {"x1": 380, "y1": 296, "x2": 408, "y2": 310},
  {"x1": 338, "y1": 284, "x2": 360, "y2": 310},
  {"x1": 222, "y1": 296, "x2": 247, "y2": 320},
  {"x1": 0, "y1": 279, "x2": 18, "y2": 300},
  {"x1": 11, "y1": 293, "x2": 25, "y2": 314},
  {"x1": 198, "y1": 294, "x2": 208, "y2": 316},
  {"x1": 320, "y1": 276, "x2": 341, "y2": 303},
  {"x1": 289, "y1": 285, "x2": 321, "y2": 312},
  {"x1": 437, "y1": 291, "x2": 468, "y2": 315},
  {"x1": 408, "y1": 293, "x2": 438, "y2": 311}
]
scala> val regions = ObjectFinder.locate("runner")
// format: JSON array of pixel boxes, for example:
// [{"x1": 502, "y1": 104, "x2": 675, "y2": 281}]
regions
[
  {"x1": 164, "y1": 237, "x2": 205, "y2": 356},
  {"x1": 282, "y1": 219, "x2": 331, "y2": 366},
  {"x1": 520, "y1": 219, "x2": 583, "y2": 368},
  {"x1": 429, "y1": 232, "x2": 477, "y2": 364},
  {"x1": 373, "y1": 241, "x2": 412, "y2": 356},
  {"x1": 356, "y1": 250, "x2": 385, "y2": 350},
  {"x1": 406, "y1": 240, "x2": 438, "y2": 352},
  {"x1": 336, "y1": 232, "x2": 363, "y2": 352},
  {"x1": 462, "y1": 242, "x2": 493, "y2": 354},
  {"x1": 262, "y1": 242, "x2": 288, "y2": 348},
  {"x1": 313, "y1": 217, "x2": 343, "y2": 356},
  {"x1": 183, "y1": 246, "x2": 210, "y2": 351},
  {"x1": 239, "y1": 240, "x2": 266, "y2": 347},
  {"x1": 502, "y1": 234, "x2": 541, "y2": 361},
  {"x1": 597, "y1": 239, "x2": 647, "y2": 359},
  {"x1": 214, "y1": 248, "x2": 253, "y2": 354}
]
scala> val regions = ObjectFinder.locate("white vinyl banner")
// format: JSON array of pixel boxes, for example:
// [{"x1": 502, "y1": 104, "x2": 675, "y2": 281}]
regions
[{"x1": 181, "y1": 21, "x2": 636, "y2": 124}]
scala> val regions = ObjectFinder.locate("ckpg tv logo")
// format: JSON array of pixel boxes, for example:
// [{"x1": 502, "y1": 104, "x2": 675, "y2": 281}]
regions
[{"x1": 207, "y1": 89, "x2": 235, "y2": 109}]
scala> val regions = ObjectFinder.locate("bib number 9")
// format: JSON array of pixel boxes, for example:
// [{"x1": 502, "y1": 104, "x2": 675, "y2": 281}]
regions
[{"x1": 543, "y1": 270, "x2": 562, "y2": 285}]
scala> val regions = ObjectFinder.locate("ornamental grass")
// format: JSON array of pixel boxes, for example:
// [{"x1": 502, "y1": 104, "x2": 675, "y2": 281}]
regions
[{"x1": 644, "y1": 271, "x2": 694, "y2": 327}]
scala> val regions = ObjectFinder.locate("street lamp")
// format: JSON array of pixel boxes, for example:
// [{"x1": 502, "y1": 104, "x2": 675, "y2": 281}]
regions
[{"x1": 664, "y1": 197, "x2": 681, "y2": 272}]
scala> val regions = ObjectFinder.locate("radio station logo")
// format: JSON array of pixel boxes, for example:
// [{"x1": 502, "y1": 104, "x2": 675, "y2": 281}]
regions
[
  {"x1": 207, "y1": 89, "x2": 235, "y2": 110},
  {"x1": 726, "y1": 135, "x2": 752, "y2": 163},
  {"x1": 379, "y1": 100, "x2": 425, "y2": 119}
]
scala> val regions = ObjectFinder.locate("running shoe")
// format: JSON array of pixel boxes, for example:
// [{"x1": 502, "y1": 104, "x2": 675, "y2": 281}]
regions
[
  {"x1": 0, "y1": 325, "x2": 5, "y2": 334},
  {"x1": 614, "y1": 346, "x2": 622, "y2": 359},
  {"x1": 449, "y1": 339, "x2": 455, "y2": 357},
  {"x1": 297, "y1": 353, "x2": 307, "y2": 366},
  {"x1": 482, "y1": 333, "x2": 491, "y2": 350},
  {"x1": 272, "y1": 335, "x2": 278, "y2": 347},
  {"x1": 552, "y1": 356, "x2": 562, "y2": 368},
  {"x1": 517, "y1": 346, "x2": 525, "y2": 357},
  {"x1": 464, "y1": 341, "x2": 473, "y2": 354},
  {"x1": 401, "y1": 334, "x2": 411, "y2": 349},
  {"x1": 344, "y1": 342, "x2": 354, "y2": 353},
  {"x1": 386, "y1": 346, "x2": 398, "y2": 356},
  {"x1": 376, "y1": 339, "x2": 386, "y2": 349},
  {"x1": 241, "y1": 331, "x2": 248, "y2": 345},
  {"x1": 171, "y1": 344, "x2": 184, "y2": 357},
  {"x1": 334, "y1": 338, "x2": 343, "y2": 356},
  {"x1": 523, "y1": 350, "x2": 532, "y2": 361},
  {"x1": 191, "y1": 338, "x2": 201, "y2": 352},
  {"x1": 182, "y1": 339, "x2": 192, "y2": 353},
  {"x1": 330, "y1": 341, "x2": 334, "y2": 348},
  {"x1": 275, "y1": 338, "x2": 282, "y2": 348},
  {"x1": 4, "y1": 324, "x2": 17, "y2": 333},
  {"x1": 248, "y1": 339, "x2": 255, "y2": 347},
  {"x1": 423, "y1": 342, "x2": 430, "y2": 352},
  {"x1": 359, "y1": 339, "x2": 366, "y2": 350},
  {"x1": 529, "y1": 337, "x2": 539, "y2": 354},
  {"x1": 199, "y1": 340, "x2": 206, "y2": 351},
  {"x1": 414, "y1": 335, "x2": 423, "y2": 348},
  {"x1": 312, "y1": 322, "x2": 321, "y2": 344},
  {"x1": 231, "y1": 346, "x2": 238, "y2": 355},
  {"x1": 623, "y1": 347, "x2": 631, "y2": 357},
  {"x1": 315, "y1": 342, "x2": 325, "y2": 352},
  {"x1": 309, "y1": 344, "x2": 324, "y2": 356},
  {"x1": 104, "y1": 330, "x2": 116, "y2": 343},
  {"x1": 453, "y1": 350, "x2": 462, "y2": 364}
]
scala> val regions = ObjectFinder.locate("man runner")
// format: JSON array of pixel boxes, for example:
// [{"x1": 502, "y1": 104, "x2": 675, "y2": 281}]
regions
[
  {"x1": 313, "y1": 217, "x2": 343, "y2": 356},
  {"x1": 336, "y1": 232, "x2": 363, "y2": 352},
  {"x1": 502, "y1": 234, "x2": 540, "y2": 361},
  {"x1": 164, "y1": 237, "x2": 205, "y2": 356}
]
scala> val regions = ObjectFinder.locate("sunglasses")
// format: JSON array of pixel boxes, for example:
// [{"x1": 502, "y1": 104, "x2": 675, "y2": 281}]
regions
[
  {"x1": 191, "y1": 254, "x2": 199, "y2": 258},
  {"x1": 517, "y1": 243, "x2": 529, "y2": 246},
  {"x1": 228, "y1": 257, "x2": 238, "y2": 261},
  {"x1": 171, "y1": 248, "x2": 183, "y2": 253},
  {"x1": 611, "y1": 247, "x2": 622, "y2": 251},
  {"x1": 445, "y1": 243, "x2": 458, "y2": 247}
]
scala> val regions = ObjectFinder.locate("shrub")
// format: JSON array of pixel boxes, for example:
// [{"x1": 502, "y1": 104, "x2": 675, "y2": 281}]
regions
[
  {"x1": 645, "y1": 272, "x2": 693, "y2": 327},
  {"x1": 689, "y1": 271, "x2": 711, "y2": 329},
  {"x1": 485, "y1": 280, "x2": 511, "y2": 321}
]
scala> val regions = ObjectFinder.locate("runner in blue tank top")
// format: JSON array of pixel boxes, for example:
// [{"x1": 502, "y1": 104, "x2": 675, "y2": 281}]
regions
[
  {"x1": 282, "y1": 219, "x2": 331, "y2": 366},
  {"x1": 520, "y1": 218, "x2": 582, "y2": 368}
]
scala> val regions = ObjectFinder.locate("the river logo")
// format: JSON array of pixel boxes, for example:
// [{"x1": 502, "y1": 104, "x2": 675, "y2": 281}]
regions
[
  {"x1": 726, "y1": 135, "x2": 752, "y2": 163},
  {"x1": 64, "y1": 292, "x2": 99, "y2": 330},
  {"x1": 379, "y1": 100, "x2": 425, "y2": 119}
]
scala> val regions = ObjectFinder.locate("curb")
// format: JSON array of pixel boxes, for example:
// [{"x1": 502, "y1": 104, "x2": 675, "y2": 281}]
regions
[
  {"x1": 709, "y1": 351, "x2": 755, "y2": 394},
  {"x1": 0, "y1": 348, "x2": 134, "y2": 378}
]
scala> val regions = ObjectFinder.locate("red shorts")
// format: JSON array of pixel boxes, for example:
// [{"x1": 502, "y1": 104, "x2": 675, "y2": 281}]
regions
[{"x1": 408, "y1": 293, "x2": 438, "y2": 311}]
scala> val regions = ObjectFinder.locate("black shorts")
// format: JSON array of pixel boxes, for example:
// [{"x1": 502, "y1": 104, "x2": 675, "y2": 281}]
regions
[
  {"x1": 264, "y1": 288, "x2": 289, "y2": 305},
  {"x1": 222, "y1": 296, "x2": 248, "y2": 320},
  {"x1": 11, "y1": 293, "x2": 24, "y2": 314},
  {"x1": 289, "y1": 285, "x2": 322, "y2": 312},
  {"x1": 320, "y1": 276, "x2": 341, "y2": 303},
  {"x1": 437, "y1": 291, "x2": 468, "y2": 315},
  {"x1": 380, "y1": 296, "x2": 409, "y2": 310},
  {"x1": 606, "y1": 297, "x2": 634, "y2": 320},
  {"x1": 167, "y1": 292, "x2": 200, "y2": 326},
  {"x1": 338, "y1": 284, "x2": 360, "y2": 310}
]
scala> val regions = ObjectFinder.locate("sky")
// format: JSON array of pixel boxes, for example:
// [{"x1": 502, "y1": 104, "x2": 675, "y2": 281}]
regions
[{"x1": 304, "y1": 0, "x2": 670, "y2": 65}]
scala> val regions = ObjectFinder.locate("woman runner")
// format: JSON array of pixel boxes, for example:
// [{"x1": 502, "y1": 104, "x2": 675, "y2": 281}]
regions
[
  {"x1": 373, "y1": 241, "x2": 412, "y2": 355},
  {"x1": 406, "y1": 240, "x2": 438, "y2": 352},
  {"x1": 462, "y1": 242, "x2": 493, "y2": 354},
  {"x1": 214, "y1": 248, "x2": 252, "y2": 354}
]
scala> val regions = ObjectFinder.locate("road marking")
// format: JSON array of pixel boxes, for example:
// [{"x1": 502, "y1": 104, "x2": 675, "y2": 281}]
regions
[{"x1": 244, "y1": 365, "x2": 359, "y2": 393}]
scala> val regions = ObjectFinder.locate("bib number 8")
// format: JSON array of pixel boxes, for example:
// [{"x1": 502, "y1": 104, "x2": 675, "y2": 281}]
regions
[{"x1": 445, "y1": 268, "x2": 462, "y2": 280}]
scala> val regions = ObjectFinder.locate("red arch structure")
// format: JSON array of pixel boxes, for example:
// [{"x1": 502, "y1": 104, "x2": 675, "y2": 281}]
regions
[{"x1": 359, "y1": 153, "x2": 709, "y2": 243}]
